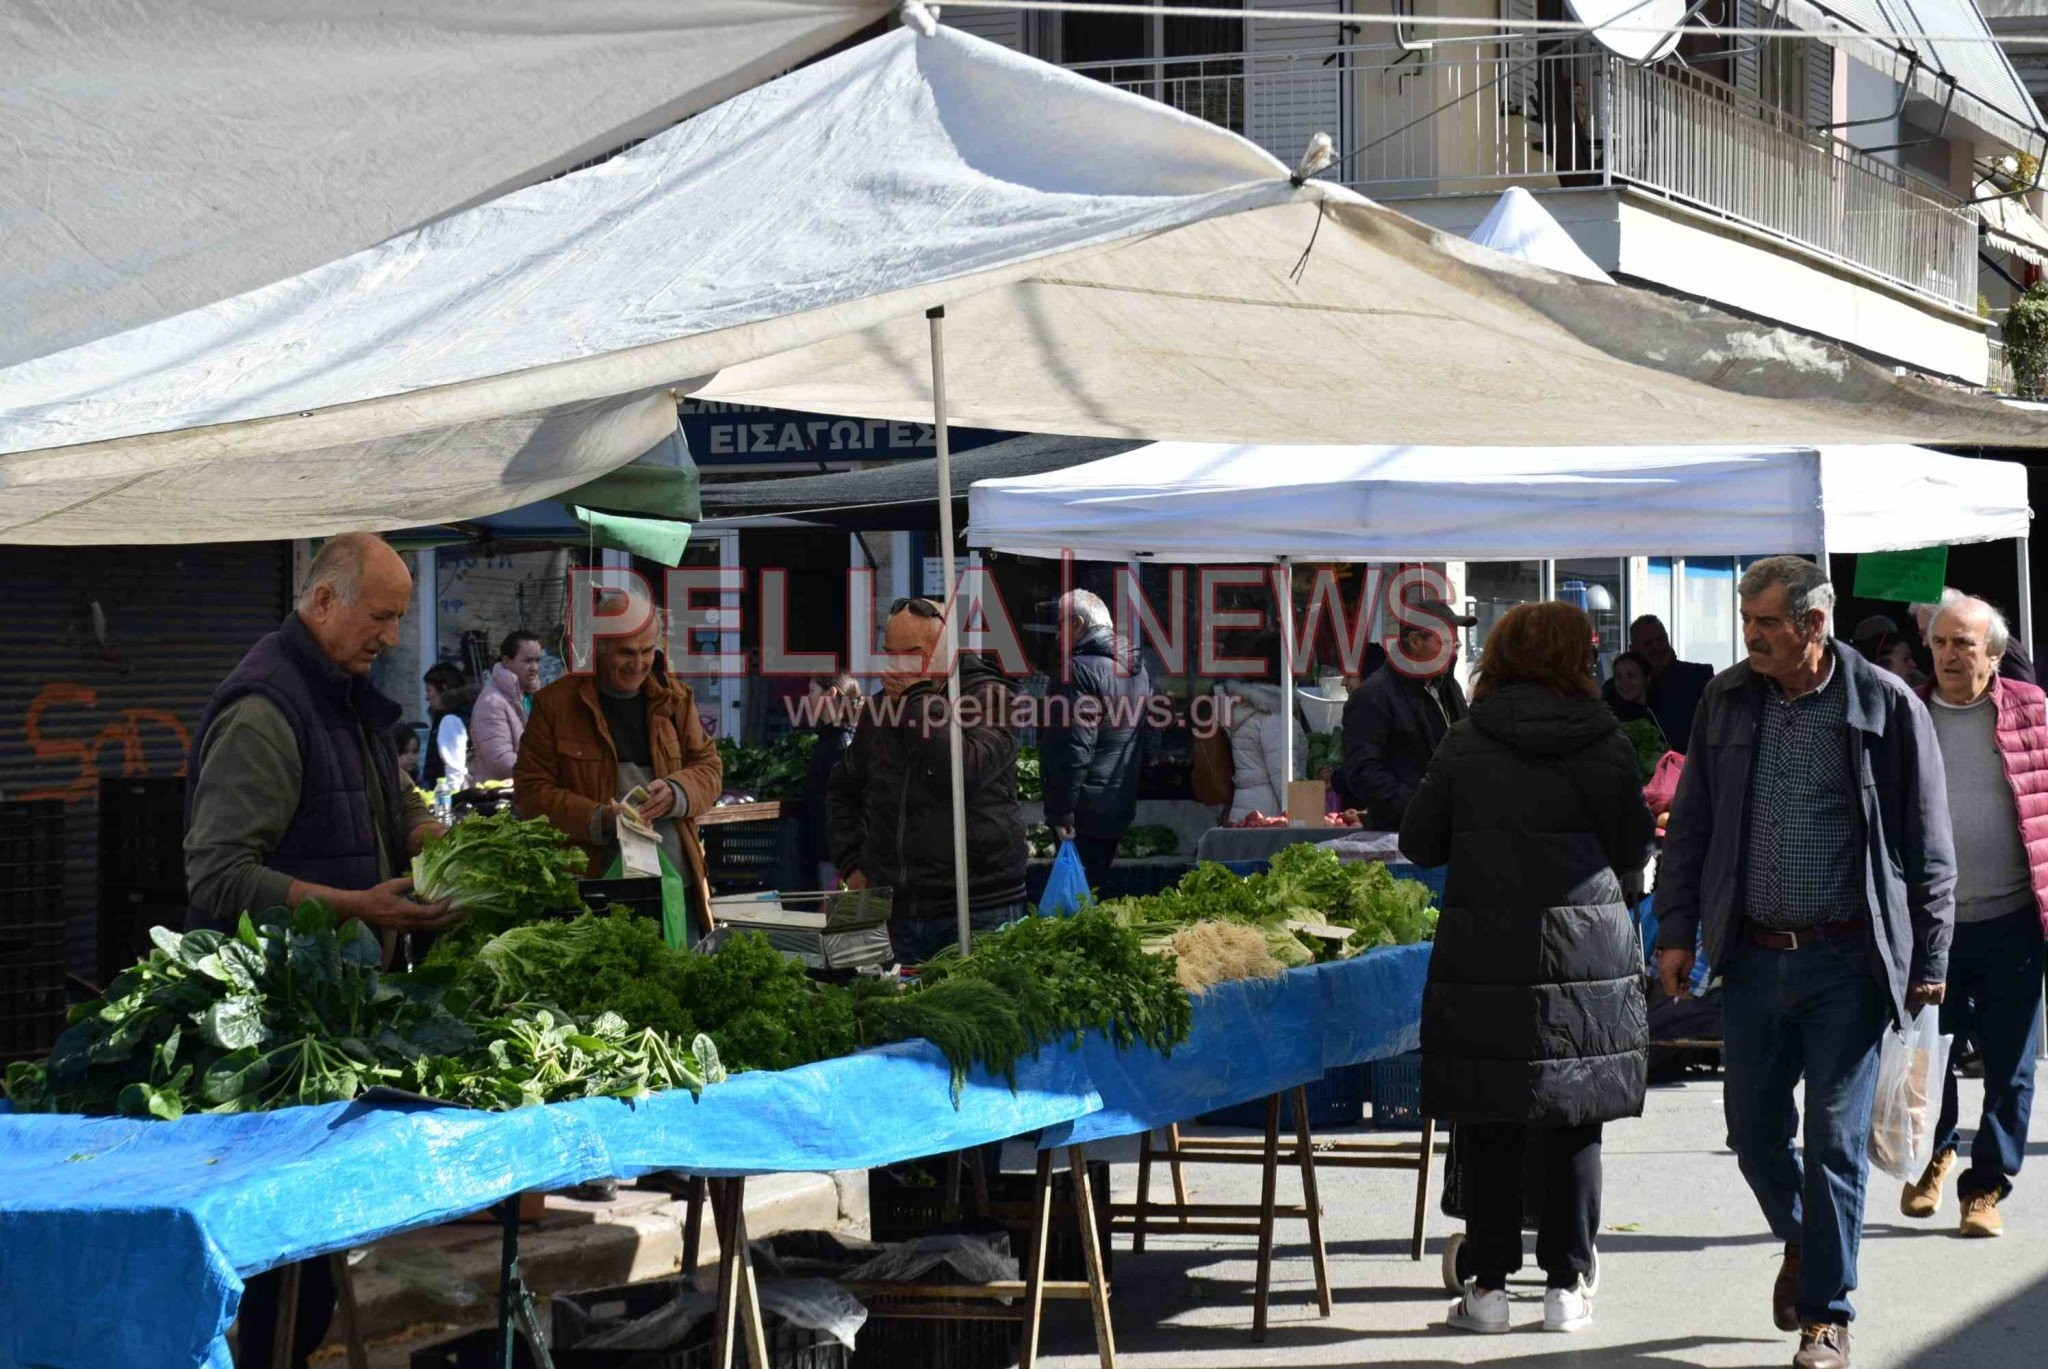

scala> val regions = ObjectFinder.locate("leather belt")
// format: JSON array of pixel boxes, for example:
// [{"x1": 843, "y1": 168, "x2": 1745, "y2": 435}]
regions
[{"x1": 1741, "y1": 919, "x2": 1863, "y2": 951}]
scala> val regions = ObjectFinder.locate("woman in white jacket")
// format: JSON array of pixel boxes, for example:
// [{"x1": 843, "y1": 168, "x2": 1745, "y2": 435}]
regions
[{"x1": 1218, "y1": 675, "x2": 1306, "y2": 823}]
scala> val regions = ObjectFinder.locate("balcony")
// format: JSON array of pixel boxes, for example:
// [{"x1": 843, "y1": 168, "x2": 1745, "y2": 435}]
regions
[{"x1": 1074, "y1": 47, "x2": 1979, "y2": 313}]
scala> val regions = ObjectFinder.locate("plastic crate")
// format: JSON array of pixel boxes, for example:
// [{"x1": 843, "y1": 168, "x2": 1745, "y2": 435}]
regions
[
  {"x1": 1366, "y1": 1051, "x2": 1425, "y2": 1130},
  {"x1": 849, "y1": 1314, "x2": 1016, "y2": 1369},
  {"x1": 1199, "y1": 1062, "x2": 1371, "y2": 1130},
  {"x1": 0, "y1": 800, "x2": 64, "y2": 884},
  {"x1": 867, "y1": 1161, "x2": 1111, "y2": 1282},
  {"x1": 700, "y1": 818, "x2": 804, "y2": 893},
  {"x1": 550, "y1": 1276, "x2": 850, "y2": 1369},
  {"x1": 98, "y1": 778, "x2": 189, "y2": 900}
]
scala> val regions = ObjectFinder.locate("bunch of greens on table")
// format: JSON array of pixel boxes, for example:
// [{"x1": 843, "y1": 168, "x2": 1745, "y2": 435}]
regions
[
  {"x1": 1305, "y1": 731, "x2": 1345, "y2": 779},
  {"x1": 715, "y1": 733, "x2": 816, "y2": 801},
  {"x1": 1, "y1": 905, "x2": 718, "y2": 1120},
  {"x1": 409, "y1": 811, "x2": 590, "y2": 948},
  {"x1": 1100, "y1": 843, "x2": 1437, "y2": 963},
  {"x1": 1015, "y1": 745, "x2": 1042, "y2": 801},
  {"x1": 1619, "y1": 718, "x2": 1667, "y2": 784}
]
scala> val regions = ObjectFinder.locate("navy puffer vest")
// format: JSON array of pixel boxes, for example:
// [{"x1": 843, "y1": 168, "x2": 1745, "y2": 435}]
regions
[{"x1": 187, "y1": 614, "x2": 409, "y2": 928}]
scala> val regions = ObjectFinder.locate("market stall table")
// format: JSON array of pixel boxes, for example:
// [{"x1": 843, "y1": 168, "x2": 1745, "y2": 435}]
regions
[{"x1": 1193, "y1": 825, "x2": 1363, "y2": 866}]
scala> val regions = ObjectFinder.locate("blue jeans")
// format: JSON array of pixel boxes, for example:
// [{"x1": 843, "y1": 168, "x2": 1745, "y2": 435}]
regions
[
  {"x1": 1934, "y1": 906, "x2": 2045, "y2": 1201},
  {"x1": 890, "y1": 901, "x2": 1026, "y2": 966},
  {"x1": 1721, "y1": 934, "x2": 1887, "y2": 1326}
]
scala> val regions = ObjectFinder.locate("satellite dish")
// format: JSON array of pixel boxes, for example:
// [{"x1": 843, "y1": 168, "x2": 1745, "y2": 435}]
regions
[{"x1": 1564, "y1": 0, "x2": 1686, "y2": 64}]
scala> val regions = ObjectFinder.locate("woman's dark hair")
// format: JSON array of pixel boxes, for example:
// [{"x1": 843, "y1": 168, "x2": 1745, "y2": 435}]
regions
[
  {"x1": 390, "y1": 724, "x2": 421, "y2": 754},
  {"x1": 1611, "y1": 650, "x2": 1650, "y2": 680},
  {"x1": 1473, "y1": 601, "x2": 1599, "y2": 701},
  {"x1": 499, "y1": 629, "x2": 541, "y2": 661},
  {"x1": 422, "y1": 662, "x2": 465, "y2": 691}
]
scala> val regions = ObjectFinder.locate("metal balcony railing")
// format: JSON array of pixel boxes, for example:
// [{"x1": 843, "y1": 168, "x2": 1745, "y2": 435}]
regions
[{"x1": 1074, "y1": 47, "x2": 1979, "y2": 311}]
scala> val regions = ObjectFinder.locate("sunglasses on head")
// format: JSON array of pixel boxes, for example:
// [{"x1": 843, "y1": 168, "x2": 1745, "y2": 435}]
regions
[{"x1": 889, "y1": 597, "x2": 944, "y2": 619}]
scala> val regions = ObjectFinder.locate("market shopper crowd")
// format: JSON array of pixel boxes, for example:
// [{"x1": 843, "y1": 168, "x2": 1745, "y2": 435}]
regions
[{"x1": 176, "y1": 530, "x2": 2046, "y2": 1369}]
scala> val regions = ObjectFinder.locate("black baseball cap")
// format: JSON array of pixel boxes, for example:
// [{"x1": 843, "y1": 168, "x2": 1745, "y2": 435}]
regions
[{"x1": 1408, "y1": 597, "x2": 1478, "y2": 629}]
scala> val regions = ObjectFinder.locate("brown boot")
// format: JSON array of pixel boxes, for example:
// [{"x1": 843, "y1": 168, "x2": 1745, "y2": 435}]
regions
[
  {"x1": 1793, "y1": 1323, "x2": 1851, "y2": 1368},
  {"x1": 1959, "y1": 1190, "x2": 2005, "y2": 1238},
  {"x1": 1901, "y1": 1148, "x2": 1956, "y2": 1218},
  {"x1": 1772, "y1": 1244, "x2": 1802, "y2": 1332}
]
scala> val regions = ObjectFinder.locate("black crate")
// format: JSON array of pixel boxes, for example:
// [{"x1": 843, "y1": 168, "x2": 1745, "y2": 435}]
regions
[
  {"x1": 550, "y1": 1276, "x2": 849, "y2": 1369},
  {"x1": 0, "y1": 985, "x2": 67, "y2": 1061},
  {"x1": 0, "y1": 800, "x2": 64, "y2": 885},
  {"x1": 96, "y1": 897, "x2": 188, "y2": 990},
  {"x1": 1366, "y1": 1052, "x2": 1425, "y2": 1131},
  {"x1": 700, "y1": 817, "x2": 805, "y2": 893},
  {"x1": 410, "y1": 1327, "x2": 541, "y2": 1369},
  {"x1": 849, "y1": 1314, "x2": 1017, "y2": 1369},
  {"x1": 98, "y1": 778, "x2": 188, "y2": 900},
  {"x1": 1199, "y1": 1062, "x2": 1372, "y2": 1130},
  {"x1": 867, "y1": 1160, "x2": 1112, "y2": 1283}
]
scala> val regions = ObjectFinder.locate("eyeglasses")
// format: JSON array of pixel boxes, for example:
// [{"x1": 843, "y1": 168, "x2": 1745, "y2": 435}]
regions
[{"x1": 889, "y1": 597, "x2": 944, "y2": 619}]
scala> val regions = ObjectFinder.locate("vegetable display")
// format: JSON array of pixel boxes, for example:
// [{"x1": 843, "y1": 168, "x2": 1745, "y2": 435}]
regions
[
  {"x1": 1101, "y1": 843, "x2": 1437, "y2": 962},
  {"x1": 1015, "y1": 746, "x2": 1042, "y2": 801},
  {"x1": 409, "y1": 811, "x2": 590, "y2": 944},
  {"x1": 1619, "y1": 718, "x2": 1667, "y2": 784},
  {"x1": 1305, "y1": 731, "x2": 1344, "y2": 779},
  {"x1": 3, "y1": 906, "x2": 716, "y2": 1120},
  {"x1": 716, "y1": 733, "x2": 817, "y2": 802}
]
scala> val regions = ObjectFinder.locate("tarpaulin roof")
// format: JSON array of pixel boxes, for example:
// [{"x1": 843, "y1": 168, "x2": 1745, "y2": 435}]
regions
[
  {"x1": 968, "y1": 442, "x2": 2031, "y2": 562},
  {"x1": 8, "y1": 25, "x2": 2048, "y2": 547},
  {"x1": 0, "y1": 0, "x2": 892, "y2": 370}
]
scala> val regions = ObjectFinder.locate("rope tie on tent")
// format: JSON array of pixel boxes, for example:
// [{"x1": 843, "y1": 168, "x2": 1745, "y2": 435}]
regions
[
  {"x1": 900, "y1": 2, "x2": 940, "y2": 36},
  {"x1": 1289, "y1": 202, "x2": 1325, "y2": 284}
]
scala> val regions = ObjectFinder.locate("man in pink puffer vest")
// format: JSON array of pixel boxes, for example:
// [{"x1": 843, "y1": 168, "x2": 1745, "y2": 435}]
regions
[{"x1": 1905, "y1": 596, "x2": 2048, "y2": 1238}]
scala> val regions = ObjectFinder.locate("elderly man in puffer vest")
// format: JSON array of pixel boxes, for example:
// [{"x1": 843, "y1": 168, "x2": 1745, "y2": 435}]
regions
[{"x1": 1903, "y1": 595, "x2": 2048, "y2": 1239}]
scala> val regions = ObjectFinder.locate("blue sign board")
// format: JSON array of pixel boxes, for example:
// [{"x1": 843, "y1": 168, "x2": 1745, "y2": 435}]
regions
[{"x1": 679, "y1": 398, "x2": 1012, "y2": 467}]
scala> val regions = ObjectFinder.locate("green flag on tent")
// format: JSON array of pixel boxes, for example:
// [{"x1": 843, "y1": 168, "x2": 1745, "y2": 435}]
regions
[{"x1": 571, "y1": 506, "x2": 693, "y2": 566}]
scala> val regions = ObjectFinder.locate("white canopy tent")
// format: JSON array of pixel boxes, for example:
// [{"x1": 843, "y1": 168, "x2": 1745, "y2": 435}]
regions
[
  {"x1": 0, "y1": 0, "x2": 892, "y2": 370},
  {"x1": 9, "y1": 25, "x2": 2048, "y2": 547},
  {"x1": 969, "y1": 441, "x2": 2035, "y2": 801},
  {"x1": 1466, "y1": 188, "x2": 1614, "y2": 285}
]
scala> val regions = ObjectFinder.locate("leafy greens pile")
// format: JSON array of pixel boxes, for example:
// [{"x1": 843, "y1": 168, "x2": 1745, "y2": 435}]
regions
[
  {"x1": 1101, "y1": 843, "x2": 1437, "y2": 961},
  {"x1": 715, "y1": 733, "x2": 817, "y2": 801},
  {"x1": 1619, "y1": 719, "x2": 1667, "y2": 785},
  {"x1": 409, "y1": 811, "x2": 589, "y2": 944},
  {"x1": 2, "y1": 906, "x2": 718, "y2": 1120}
]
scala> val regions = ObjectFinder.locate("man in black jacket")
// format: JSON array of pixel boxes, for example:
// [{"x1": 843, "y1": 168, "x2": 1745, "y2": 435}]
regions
[
  {"x1": 1041, "y1": 590, "x2": 1154, "y2": 892},
  {"x1": 1340, "y1": 598, "x2": 1473, "y2": 831},
  {"x1": 1658, "y1": 556, "x2": 1953, "y2": 1369},
  {"x1": 1627, "y1": 614, "x2": 1715, "y2": 752},
  {"x1": 826, "y1": 598, "x2": 1027, "y2": 964},
  {"x1": 799, "y1": 673, "x2": 862, "y2": 887}
]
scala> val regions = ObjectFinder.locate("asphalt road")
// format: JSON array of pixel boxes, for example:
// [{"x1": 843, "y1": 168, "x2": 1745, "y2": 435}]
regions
[{"x1": 1041, "y1": 1076, "x2": 2047, "y2": 1369}]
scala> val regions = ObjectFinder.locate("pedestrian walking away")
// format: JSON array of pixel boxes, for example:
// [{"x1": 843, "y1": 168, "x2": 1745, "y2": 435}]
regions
[
  {"x1": 1040, "y1": 588, "x2": 1154, "y2": 892},
  {"x1": 1656, "y1": 555, "x2": 1955, "y2": 1369},
  {"x1": 1400, "y1": 601, "x2": 1655, "y2": 1338},
  {"x1": 1905, "y1": 596, "x2": 2047, "y2": 1239}
]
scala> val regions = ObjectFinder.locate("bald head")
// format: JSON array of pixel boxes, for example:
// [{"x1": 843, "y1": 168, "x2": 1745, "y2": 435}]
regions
[{"x1": 297, "y1": 532, "x2": 412, "y2": 675}]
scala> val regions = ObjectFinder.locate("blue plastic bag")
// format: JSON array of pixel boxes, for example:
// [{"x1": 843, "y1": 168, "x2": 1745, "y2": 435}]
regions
[{"x1": 1039, "y1": 841, "x2": 1093, "y2": 918}]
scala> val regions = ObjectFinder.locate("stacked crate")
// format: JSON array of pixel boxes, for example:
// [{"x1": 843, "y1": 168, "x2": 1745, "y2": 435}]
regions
[
  {"x1": 0, "y1": 801, "x2": 68, "y2": 1061},
  {"x1": 96, "y1": 777, "x2": 190, "y2": 987}
]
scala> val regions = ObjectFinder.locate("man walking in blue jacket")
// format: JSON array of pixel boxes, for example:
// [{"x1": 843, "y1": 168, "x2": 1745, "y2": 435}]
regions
[{"x1": 1656, "y1": 556, "x2": 1954, "y2": 1369}]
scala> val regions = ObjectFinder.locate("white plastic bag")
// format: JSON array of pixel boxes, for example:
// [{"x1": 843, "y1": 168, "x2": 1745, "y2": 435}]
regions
[{"x1": 1867, "y1": 1006, "x2": 1952, "y2": 1181}]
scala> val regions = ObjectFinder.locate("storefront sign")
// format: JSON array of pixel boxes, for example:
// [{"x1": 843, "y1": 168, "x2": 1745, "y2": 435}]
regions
[{"x1": 678, "y1": 399, "x2": 1011, "y2": 468}]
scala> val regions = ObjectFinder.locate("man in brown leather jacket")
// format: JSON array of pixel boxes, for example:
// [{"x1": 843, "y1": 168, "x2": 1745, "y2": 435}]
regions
[{"x1": 515, "y1": 604, "x2": 722, "y2": 924}]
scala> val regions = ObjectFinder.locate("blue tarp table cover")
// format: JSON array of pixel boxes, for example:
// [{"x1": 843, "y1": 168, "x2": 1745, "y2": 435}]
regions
[{"x1": 0, "y1": 945, "x2": 1428, "y2": 1369}]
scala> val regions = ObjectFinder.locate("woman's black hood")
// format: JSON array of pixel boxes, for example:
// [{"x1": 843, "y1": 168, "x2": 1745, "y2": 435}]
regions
[{"x1": 1467, "y1": 680, "x2": 1618, "y2": 757}]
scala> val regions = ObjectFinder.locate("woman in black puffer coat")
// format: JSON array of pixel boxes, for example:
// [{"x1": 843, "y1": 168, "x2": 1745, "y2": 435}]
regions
[{"x1": 1400, "y1": 601, "x2": 1654, "y2": 1332}]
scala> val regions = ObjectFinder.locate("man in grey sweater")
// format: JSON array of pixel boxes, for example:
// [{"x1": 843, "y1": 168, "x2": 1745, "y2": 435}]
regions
[{"x1": 1904, "y1": 596, "x2": 2048, "y2": 1240}]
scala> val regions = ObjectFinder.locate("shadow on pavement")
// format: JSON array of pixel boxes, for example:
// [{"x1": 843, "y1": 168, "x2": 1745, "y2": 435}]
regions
[{"x1": 1894, "y1": 1268, "x2": 2048, "y2": 1368}]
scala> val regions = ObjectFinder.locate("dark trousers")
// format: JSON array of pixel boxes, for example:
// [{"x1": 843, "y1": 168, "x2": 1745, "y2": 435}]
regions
[
  {"x1": 1073, "y1": 835, "x2": 1120, "y2": 894},
  {"x1": 891, "y1": 901, "x2": 1026, "y2": 965},
  {"x1": 1935, "y1": 906, "x2": 2045, "y2": 1200},
  {"x1": 1461, "y1": 1122, "x2": 1603, "y2": 1290},
  {"x1": 236, "y1": 1257, "x2": 336, "y2": 1369},
  {"x1": 1721, "y1": 935, "x2": 1886, "y2": 1326}
]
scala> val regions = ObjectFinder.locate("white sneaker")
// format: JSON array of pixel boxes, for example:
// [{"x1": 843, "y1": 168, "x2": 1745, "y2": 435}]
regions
[
  {"x1": 1447, "y1": 1281, "x2": 1511, "y2": 1334},
  {"x1": 1543, "y1": 1277, "x2": 1593, "y2": 1333}
]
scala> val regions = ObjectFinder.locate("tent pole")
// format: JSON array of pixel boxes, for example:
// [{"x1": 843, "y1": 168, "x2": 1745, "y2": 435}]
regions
[
  {"x1": 1278, "y1": 557, "x2": 1296, "y2": 818},
  {"x1": 927, "y1": 306, "x2": 973, "y2": 953},
  {"x1": 2020, "y1": 534, "x2": 2035, "y2": 651}
]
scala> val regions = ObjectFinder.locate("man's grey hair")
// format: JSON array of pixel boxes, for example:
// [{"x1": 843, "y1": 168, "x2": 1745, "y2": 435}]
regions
[
  {"x1": 1932, "y1": 594, "x2": 2011, "y2": 657},
  {"x1": 1737, "y1": 555, "x2": 1835, "y2": 630},
  {"x1": 1909, "y1": 586, "x2": 1965, "y2": 642},
  {"x1": 1060, "y1": 588, "x2": 1113, "y2": 631},
  {"x1": 298, "y1": 531, "x2": 395, "y2": 609},
  {"x1": 593, "y1": 588, "x2": 666, "y2": 640}
]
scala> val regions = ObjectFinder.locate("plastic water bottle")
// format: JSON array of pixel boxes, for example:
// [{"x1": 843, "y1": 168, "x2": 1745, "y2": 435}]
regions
[{"x1": 433, "y1": 775, "x2": 455, "y2": 825}]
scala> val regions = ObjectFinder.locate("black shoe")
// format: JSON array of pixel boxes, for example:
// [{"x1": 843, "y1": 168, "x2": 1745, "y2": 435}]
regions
[
  {"x1": 564, "y1": 1178, "x2": 620, "y2": 1203},
  {"x1": 1773, "y1": 1244, "x2": 1802, "y2": 1332}
]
